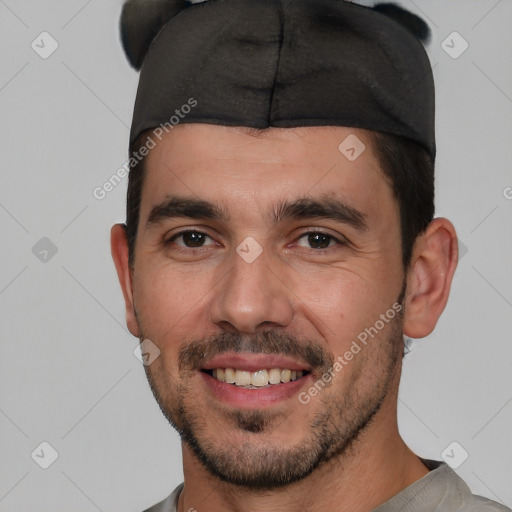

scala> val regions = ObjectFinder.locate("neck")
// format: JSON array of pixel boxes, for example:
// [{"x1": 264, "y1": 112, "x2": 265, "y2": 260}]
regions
[{"x1": 177, "y1": 393, "x2": 429, "y2": 512}]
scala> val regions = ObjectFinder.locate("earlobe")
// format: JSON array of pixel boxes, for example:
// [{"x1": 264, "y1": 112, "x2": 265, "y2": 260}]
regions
[
  {"x1": 110, "y1": 224, "x2": 141, "y2": 338},
  {"x1": 403, "y1": 218, "x2": 459, "y2": 339}
]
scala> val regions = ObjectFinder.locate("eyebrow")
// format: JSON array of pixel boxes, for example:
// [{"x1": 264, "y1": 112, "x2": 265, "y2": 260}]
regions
[
  {"x1": 146, "y1": 196, "x2": 228, "y2": 228},
  {"x1": 145, "y1": 194, "x2": 368, "y2": 232},
  {"x1": 270, "y1": 196, "x2": 368, "y2": 232}
]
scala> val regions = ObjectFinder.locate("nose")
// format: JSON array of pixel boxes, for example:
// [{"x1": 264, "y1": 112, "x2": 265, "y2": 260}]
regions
[{"x1": 209, "y1": 245, "x2": 294, "y2": 334}]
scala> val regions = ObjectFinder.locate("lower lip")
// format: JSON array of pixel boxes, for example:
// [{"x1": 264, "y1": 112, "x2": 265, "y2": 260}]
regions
[{"x1": 200, "y1": 371, "x2": 312, "y2": 409}]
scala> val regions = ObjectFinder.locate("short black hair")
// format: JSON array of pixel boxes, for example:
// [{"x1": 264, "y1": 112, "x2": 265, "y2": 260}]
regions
[
  {"x1": 124, "y1": 130, "x2": 434, "y2": 270},
  {"x1": 372, "y1": 132, "x2": 435, "y2": 268}
]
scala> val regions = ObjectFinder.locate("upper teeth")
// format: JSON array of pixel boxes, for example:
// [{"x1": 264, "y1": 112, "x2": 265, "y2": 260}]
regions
[{"x1": 212, "y1": 368, "x2": 304, "y2": 387}]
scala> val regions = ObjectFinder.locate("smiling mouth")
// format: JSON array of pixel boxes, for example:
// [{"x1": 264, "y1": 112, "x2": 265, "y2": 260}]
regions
[{"x1": 202, "y1": 368, "x2": 309, "y2": 388}]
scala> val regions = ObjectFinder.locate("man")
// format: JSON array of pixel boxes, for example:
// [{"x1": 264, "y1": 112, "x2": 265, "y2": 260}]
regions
[{"x1": 110, "y1": 0, "x2": 510, "y2": 511}]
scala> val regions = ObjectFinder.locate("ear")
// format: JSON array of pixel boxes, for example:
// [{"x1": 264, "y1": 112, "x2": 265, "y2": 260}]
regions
[
  {"x1": 110, "y1": 224, "x2": 141, "y2": 338},
  {"x1": 403, "y1": 218, "x2": 459, "y2": 338}
]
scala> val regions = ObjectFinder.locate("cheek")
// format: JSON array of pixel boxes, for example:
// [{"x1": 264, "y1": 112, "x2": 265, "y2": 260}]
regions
[
  {"x1": 133, "y1": 263, "x2": 213, "y2": 338},
  {"x1": 293, "y1": 265, "x2": 400, "y2": 349}
]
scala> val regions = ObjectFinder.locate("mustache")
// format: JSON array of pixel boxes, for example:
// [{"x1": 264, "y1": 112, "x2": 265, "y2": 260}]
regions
[{"x1": 178, "y1": 330, "x2": 334, "y2": 373}]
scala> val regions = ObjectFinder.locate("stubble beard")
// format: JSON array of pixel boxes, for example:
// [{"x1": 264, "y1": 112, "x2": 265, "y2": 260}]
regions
[{"x1": 140, "y1": 304, "x2": 404, "y2": 490}]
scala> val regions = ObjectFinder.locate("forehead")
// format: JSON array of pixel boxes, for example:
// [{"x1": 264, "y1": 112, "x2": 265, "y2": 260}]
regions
[{"x1": 140, "y1": 123, "x2": 395, "y2": 222}]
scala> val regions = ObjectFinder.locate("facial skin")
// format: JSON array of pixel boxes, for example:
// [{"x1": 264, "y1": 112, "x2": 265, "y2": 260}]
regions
[{"x1": 111, "y1": 124, "x2": 458, "y2": 512}]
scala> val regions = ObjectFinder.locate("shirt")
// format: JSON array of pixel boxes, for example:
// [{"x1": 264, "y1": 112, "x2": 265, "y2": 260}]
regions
[{"x1": 142, "y1": 460, "x2": 510, "y2": 512}]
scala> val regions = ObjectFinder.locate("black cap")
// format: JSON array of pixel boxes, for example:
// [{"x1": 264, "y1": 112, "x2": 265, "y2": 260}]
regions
[{"x1": 121, "y1": 0, "x2": 435, "y2": 160}]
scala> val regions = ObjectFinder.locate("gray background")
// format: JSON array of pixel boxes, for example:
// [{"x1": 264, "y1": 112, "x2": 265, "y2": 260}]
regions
[{"x1": 1, "y1": 0, "x2": 511, "y2": 510}]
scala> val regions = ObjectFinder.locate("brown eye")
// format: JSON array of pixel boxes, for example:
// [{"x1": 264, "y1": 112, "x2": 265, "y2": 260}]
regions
[
  {"x1": 307, "y1": 232, "x2": 332, "y2": 249},
  {"x1": 296, "y1": 232, "x2": 339, "y2": 250},
  {"x1": 183, "y1": 231, "x2": 206, "y2": 247},
  {"x1": 169, "y1": 230, "x2": 213, "y2": 248}
]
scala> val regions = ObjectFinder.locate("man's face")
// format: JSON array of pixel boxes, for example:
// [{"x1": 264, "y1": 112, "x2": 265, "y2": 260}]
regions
[{"x1": 129, "y1": 124, "x2": 406, "y2": 488}]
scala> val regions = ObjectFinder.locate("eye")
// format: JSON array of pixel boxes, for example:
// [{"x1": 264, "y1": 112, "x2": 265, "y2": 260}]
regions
[
  {"x1": 296, "y1": 231, "x2": 343, "y2": 250},
  {"x1": 167, "y1": 230, "x2": 216, "y2": 248}
]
